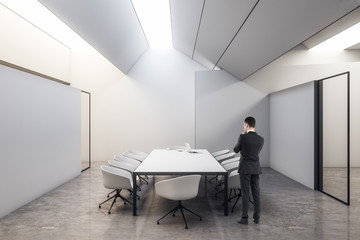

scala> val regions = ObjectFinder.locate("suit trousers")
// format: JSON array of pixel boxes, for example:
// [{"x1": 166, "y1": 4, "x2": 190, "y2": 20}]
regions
[{"x1": 239, "y1": 173, "x2": 260, "y2": 220}]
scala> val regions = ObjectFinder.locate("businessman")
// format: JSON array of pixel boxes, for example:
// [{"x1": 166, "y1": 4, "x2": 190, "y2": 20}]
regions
[{"x1": 233, "y1": 116, "x2": 264, "y2": 225}]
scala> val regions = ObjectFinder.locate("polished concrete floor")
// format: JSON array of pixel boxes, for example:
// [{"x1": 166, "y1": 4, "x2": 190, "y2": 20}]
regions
[{"x1": 1, "y1": 162, "x2": 360, "y2": 240}]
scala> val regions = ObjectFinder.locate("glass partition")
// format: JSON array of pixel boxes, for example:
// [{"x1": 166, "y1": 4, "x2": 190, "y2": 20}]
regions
[
  {"x1": 317, "y1": 72, "x2": 350, "y2": 205},
  {"x1": 81, "y1": 91, "x2": 91, "y2": 172}
]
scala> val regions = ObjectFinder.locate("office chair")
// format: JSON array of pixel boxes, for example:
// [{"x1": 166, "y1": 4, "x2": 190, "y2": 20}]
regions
[
  {"x1": 155, "y1": 175, "x2": 202, "y2": 229},
  {"x1": 211, "y1": 149, "x2": 230, "y2": 157},
  {"x1": 209, "y1": 152, "x2": 236, "y2": 183},
  {"x1": 99, "y1": 165, "x2": 133, "y2": 214}
]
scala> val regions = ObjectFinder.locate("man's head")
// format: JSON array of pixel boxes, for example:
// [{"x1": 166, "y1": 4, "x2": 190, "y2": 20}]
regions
[{"x1": 244, "y1": 116, "x2": 256, "y2": 132}]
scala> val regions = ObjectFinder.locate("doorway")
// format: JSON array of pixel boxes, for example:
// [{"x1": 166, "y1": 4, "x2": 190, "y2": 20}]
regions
[
  {"x1": 316, "y1": 72, "x2": 350, "y2": 205},
  {"x1": 81, "y1": 90, "x2": 91, "y2": 172}
]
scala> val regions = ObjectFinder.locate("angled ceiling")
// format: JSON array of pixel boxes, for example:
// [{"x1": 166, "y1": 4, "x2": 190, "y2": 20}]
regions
[
  {"x1": 39, "y1": 0, "x2": 149, "y2": 74},
  {"x1": 171, "y1": 0, "x2": 360, "y2": 80},
  {"x1": 38, "y1": 0, "x2": 360, "y2": 80}
]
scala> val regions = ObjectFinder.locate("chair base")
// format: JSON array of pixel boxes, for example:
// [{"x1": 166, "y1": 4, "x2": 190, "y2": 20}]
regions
[
  {"x1": 157, "y1": 201, "x2": 201, "y2": 229},
  {"x1": 99, "y1": 189, "x2": 133, "y2": 214}
]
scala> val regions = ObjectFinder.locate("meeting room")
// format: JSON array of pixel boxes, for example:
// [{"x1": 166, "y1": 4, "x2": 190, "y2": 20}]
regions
[{"x1": 1, "y1": 0, "x2": 360, "y2": 239}]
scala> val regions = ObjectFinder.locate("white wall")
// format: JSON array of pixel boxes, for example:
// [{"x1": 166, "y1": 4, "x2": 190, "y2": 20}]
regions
[
  {"x1": 195, "y1": 70, "x2": 270, "y2": 167},
  {"x1": 244, "y1": 45, "x2": 360, "y2": 171},
  {"x1": 73, "y1": 48, "x2": 206, "y2": 160},
  {"x1": 270, "y1": 82, "x2": 315, "y2": 189},
  {"x1": 0, "y1": 3, "x2": 70, "y2": 82},
  {"x1": 0, "y1": 64, "x2": 81, "y2": 218}
]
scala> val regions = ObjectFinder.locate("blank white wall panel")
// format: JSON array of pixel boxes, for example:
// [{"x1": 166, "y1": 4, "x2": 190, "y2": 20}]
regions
[
  {"x1": 195, "y1": 70, "x2": 270, "y2": 167},
  {"x1": 0, "y1": 3, "x2": 70, "y2": 83},
  {"x1": 0, "y1": 64, "x2": 81, "y2": 218},
  {"x1": 270, "y1": 82, "x2": 315, "y2": 189}
]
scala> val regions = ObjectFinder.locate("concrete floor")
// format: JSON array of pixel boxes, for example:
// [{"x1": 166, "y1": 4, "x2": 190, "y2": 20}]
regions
[{"x1": 1, "y1": 162, "x2": 360, "y2": 240}]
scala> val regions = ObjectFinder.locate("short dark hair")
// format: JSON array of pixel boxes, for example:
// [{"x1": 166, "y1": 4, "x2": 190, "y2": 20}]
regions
[{"x1": 245, "y1": 116, "x2": 256, "y2": 127}]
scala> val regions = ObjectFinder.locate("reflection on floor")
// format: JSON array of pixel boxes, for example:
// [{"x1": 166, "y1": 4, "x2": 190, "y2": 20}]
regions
[
  {"x1": 1, "y1": 162, "x2": 360, "y2": 240},
  {"x1": 323, "y1": 167, "x2": 360, "y2": 204}
]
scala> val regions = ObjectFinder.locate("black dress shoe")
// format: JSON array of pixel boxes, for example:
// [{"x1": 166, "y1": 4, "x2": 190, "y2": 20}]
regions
[
  {"x1": 253, "y1": 218, "x2": 259, "y2": 224},
  {"x1": 237, "y1": 218, "x2": 248, "y2": 225}
]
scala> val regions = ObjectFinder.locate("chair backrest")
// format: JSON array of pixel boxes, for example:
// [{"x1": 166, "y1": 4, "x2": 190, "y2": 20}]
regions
[
  {"x1": 221, "y1": 156, "x2": 240, "y2": 166},
  {"x1": 108, "y1": 160, "x2": 136, "y2": 172},
  {"x1": 215, "y1": 152, "x2": 236, "y2": 162},
  {"x1": 127, "y1": 150, "x2": 148, "y2": 158},
  {"x1": 123, "y1": 151, "x2": 145, "y2": 162},
  {"x1": 222, "y1": 161, "x2": 239, "y2": 173},
  {"x1": 228, "y1": 170, "x2": 240, "y2": 189},
  {"x1": 155, "y1": 175, "x2": 201, "y2": 201},
  {"x1": 211, "y1": 149, "x2": 230, "y2": 157},
  {"x1": 113, "y1": 155, "x2": 140, "y2": 167},
  {"x1": 100, "y1": 165, "x2": 133, "y2": 190}
]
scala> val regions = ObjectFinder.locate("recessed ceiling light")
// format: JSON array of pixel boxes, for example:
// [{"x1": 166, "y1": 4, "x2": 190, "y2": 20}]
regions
[{"x1": 310, "y1": 21, "x2": 360, "y2": 51}]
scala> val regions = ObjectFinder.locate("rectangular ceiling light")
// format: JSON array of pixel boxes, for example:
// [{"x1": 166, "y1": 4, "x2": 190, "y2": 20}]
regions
[
  {"x1": 310, "y1": 21, "x2": 360, "y2": 51},
  {"x1": 132, "y1": 0, "x2": 172, "y2": 49}
]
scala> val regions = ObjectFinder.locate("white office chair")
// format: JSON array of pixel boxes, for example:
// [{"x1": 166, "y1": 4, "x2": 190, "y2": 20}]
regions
[
  {"x1": 211, "y1": 149, "x2": 230, "y2": 157},
  {"x1": 117, "y1": 153, "x2": 149, "y2": 184},
  {"x1": 127, "y1": 150, "x2": 148, "y2": 159},
  {"x1": 155, "y1": 175, "x2": 202, "y2": 229},
  {"x1": 209, "y1": 152, "x2": 236, "y2": 183},
  {"x1": 214, "y1": 160, "x2": 240, "y2": 196},
  {"x1": 99, "y1": 165, "x2": 133, "y2": 214},
  {"x1": 215, "y1": 152, "x2": 236, "y2": 163},
  {"x1": 123, "y1": 151, "x2": 146, "y2": 162},
  {"x1": 221, "y1": 156, "x2": 240, "y2": 166},
  {"x1": 228, "y1": 170, "x2": 242, "y2": 213}
]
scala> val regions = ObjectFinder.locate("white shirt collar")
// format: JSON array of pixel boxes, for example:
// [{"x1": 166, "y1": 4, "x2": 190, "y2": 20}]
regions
[{"x1": 247, "y1": 129, "x2": 255, "y2": 133}]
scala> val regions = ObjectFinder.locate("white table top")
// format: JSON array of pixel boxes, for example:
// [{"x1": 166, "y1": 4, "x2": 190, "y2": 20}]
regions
[{"x1": 134, "y1": 149, "x2": 227, "y2": 175}]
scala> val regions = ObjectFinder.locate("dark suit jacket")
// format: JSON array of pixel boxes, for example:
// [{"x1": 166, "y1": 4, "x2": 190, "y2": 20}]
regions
[{"x1": 233, "y1": 131, "x2": 264, "y2": 175}]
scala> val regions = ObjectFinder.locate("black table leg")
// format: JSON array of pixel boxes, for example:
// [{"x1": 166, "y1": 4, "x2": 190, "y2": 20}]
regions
[
  {"x1": 224, "y1": 173, "x2": 228, "y2": 216},
  {"x1": 133, "y1": 173, "x2": 137, "y2": 216}
]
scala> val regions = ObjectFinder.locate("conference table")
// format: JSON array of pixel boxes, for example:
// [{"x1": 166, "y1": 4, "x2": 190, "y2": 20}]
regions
[{"x1": 132, "y1": 149, "x2": 228, "y2": 216}]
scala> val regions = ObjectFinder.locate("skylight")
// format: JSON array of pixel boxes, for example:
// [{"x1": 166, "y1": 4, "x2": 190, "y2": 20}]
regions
[
  {"x1": 310, "y1": 21, "x2": 360, "y2": 51},
  {"x1": 132, "y1": 0, "x2": 173, "y2": 49}
]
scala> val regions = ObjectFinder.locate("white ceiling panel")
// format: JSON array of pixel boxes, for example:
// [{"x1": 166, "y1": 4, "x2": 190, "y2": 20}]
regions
[
  {"x1": 170, "y1": 0, "x2": 204, "y2": 57},
  {"x1": 217, "y1": 0, "x2": 360, "y2": 80},
  {"x1": 193, "y1": 0, "x2": 258, "y2": 69},
  {"x1": 39, "y1": 0, "x2": 149, "y2": 73}
]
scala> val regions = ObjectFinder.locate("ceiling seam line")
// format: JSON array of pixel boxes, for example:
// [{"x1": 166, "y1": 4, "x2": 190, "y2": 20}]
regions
[
  {"x1": 130, "y1": 0, "x2": 150, "y2": 48},
  {"x1": 212, "y1": 0, "x2": 261, "y2": 70},
  {"x1": 191, "y1": 0, "x2": 206, "y2": 59},
  {"x1": 169, "y1": 0, "x2": 175, "y2": 49}
]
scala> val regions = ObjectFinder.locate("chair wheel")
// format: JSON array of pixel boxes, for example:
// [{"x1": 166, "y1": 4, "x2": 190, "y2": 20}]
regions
[
  {"x1": 185, "y1": 226, "x2": 188, "y2": 229},
  {"x1": 108, "y1": 211, "x2": 111, "y2": 214},
  {"x1": 200, "y1": 218, "x2": 202, "y2": 221},
  {"x1": 157, "y1": 221, "x2": 159, "y2": 225},
  {"x1": 99, "y1": 205, "x2": 101, "y2": 209}
]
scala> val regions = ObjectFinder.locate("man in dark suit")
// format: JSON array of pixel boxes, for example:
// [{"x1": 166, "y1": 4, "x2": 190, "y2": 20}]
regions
[{"x1": 233, "y1": 116, "x2": 264, "y2": 225}]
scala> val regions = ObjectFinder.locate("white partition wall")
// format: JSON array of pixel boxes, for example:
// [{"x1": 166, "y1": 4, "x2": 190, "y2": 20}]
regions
[
  {"x1": 195, "y1": 70, "x2": 270, "y2": 167},
  {"x1": 270, "y1": 82, "x2": 315, "y2": 189},
  {"x1": 0, "y1": 64, "x2": 81, "y2": 218}
]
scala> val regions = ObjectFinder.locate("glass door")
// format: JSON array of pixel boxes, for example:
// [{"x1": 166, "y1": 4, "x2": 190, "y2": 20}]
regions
[
  {"x1": 317, "y1": 72, "x2": 350, "y2": 205},
  {"x1": 81, "y1": 90, "x2": 91, "y2": 172}
]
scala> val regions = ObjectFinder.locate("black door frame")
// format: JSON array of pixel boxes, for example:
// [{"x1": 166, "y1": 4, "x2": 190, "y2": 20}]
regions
[
  {"x1": 315, "y1": 71, "x2": 350, "y2": 205},
  {"x1": 81, "y1": 90, "x2": 91, "y2": 172}
]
